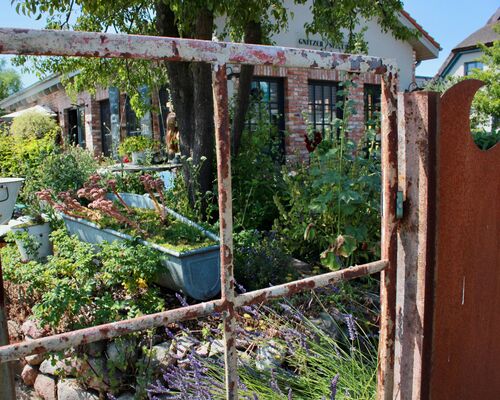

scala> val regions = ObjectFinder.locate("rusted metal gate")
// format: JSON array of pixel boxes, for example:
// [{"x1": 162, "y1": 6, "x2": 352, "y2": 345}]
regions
[
  {"x1": 2, "y1": 27, "x2": 498, "y2": 400},
  {"x1": 0, "y1": 28, "x2": 399, "y2": 400}
]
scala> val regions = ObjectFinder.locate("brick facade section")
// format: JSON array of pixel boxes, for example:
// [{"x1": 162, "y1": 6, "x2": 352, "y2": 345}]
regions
[
  {"x1": 254, "y1": 65, "x2": 382, "y2": 162},
  {"x1": 6, "y1": 68, "x2": 383, "y2": 162}
]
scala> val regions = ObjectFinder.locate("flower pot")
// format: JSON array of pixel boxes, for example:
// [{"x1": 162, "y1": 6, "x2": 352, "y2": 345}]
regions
[
  {"x1": 11, "y1": 221, "x2": 52, "y2": 261},
  {"x1": 61, "y1": 193, "x2": 220, "y2": 300},
  {"x1": 0, "y1": 178, "x2": 24, "y2": 225},
  {"x1": 131, "y1": 151, "x2": 146, "y2": 165}
]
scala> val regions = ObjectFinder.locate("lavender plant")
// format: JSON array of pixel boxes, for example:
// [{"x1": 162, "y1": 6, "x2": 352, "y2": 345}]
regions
[{"x1": 147, "y1": 292, "x2": 376, "y2": 400}]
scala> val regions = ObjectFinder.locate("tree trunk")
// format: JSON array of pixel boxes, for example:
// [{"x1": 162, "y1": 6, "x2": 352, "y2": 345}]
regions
[
  {"x1": 191, "y1": 9, "x2": 215, "y2": 201},
  {"x1": 231, "y1": 20, "x2": 262, "y2": 155},
  {"x1": 155, "y1": 2, "x2": 215, "y2": 209}
]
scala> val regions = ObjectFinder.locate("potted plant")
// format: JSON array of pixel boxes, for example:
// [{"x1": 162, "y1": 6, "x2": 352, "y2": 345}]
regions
[
  {"x1": 0, "y1": 177, "x2": 24, "y2": 225},
  {"x1": 10, "y1": 218, "x2": 52, "y2": 261},
  {"x1": 37, "y1": 175, "x2": 220, "y2": 300},
  {"x1": 118, "y1": 136, "x2": 155, "y2": 165}
]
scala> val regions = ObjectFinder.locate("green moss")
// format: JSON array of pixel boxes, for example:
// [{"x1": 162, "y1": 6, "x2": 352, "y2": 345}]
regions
[{"x1": 100, "y1": 208, "x2": 216, "y2": 252}]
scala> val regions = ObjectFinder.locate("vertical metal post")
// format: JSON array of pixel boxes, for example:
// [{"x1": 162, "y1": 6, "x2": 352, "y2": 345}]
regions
[
  {"x1": 377, "y1": 72, "x2": 399, "y2": 400},
  {"x1": 212, "y1": 64, "x2": 239, "y2": 400},
  {"x1": 0, "y1": 244, "x2": 16, "y2": 400},
  {"x1": 392, "y1": 92, "x2": 439, "y2": 399}
]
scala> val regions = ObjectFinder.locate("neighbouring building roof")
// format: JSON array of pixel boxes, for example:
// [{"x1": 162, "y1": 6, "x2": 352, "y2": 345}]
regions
[
  {"x1": 437, "y1": 8, "x2": 499, "y2": 78},
  {"x1": 0, "y1": 104, "x2": 57, "y2": 119},
  {"x1": 400, "y1": 10, "x2": 441, "y2": 52}
]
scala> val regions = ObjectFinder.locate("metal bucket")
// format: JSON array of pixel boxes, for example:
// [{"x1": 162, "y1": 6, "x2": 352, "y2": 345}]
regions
[
  {"x1": 0, "y1": 178, "x2": 24, "y2": 225},
  {"x1": 11, "y1": 221, "x2": 52, "y2": 261}
]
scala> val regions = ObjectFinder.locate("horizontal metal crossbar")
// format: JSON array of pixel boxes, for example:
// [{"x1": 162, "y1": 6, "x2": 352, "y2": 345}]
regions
[
  {"x1": 0, "y1": 260, "x2": 386, "y2": 363},
  {"x1": 0, "y1": 28, "x2": 397, "y2": 73}
]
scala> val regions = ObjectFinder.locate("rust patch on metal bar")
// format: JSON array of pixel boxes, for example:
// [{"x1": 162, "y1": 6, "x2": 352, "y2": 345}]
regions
[
  {"x1": 234, "y1": 260, "x2": 388, "y2": 307},
  {"x1": 377, "y1": 72, "x2": 399, "y2": 400},
  {"x1": 0, "y1": 28, "x2": 397, "y2": 74},
  {"x1": 212, "y1": 64, "x2": 238, "y2": 400},
  {"x1": 0, "y1": 260, "x2": 387, "y2": 364},
  {"x1": 0, "y1": 299, "x2": 224, "y2": 363}
]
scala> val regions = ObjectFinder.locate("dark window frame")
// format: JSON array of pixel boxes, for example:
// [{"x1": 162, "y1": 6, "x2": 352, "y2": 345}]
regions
[
  {"x1": 99, "y1": 99, "x2": 111, "y2": 157},
  {"x1": 247, "y1": 77, "x2": 286, "y2": 159},
  {"x1": 307, "y1": 80, "x2": 341, "y2": 139},
  {"x1": 247, "y1": 77, "x2": 285, "y2": 132},
  {"x1": 125, "y1": 96, "x2": 142, "y2": 136},
  {"x1": 464, "y1": 61, "x2": 483, "y2": 76},
  {"x1": 364, "y1": 83, "x2": 381, "y2": 129}
]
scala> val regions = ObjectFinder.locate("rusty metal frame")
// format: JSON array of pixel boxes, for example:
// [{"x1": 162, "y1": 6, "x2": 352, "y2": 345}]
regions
[{"x1": 0, "y1": 28, "x2": 399, "y2": 400}]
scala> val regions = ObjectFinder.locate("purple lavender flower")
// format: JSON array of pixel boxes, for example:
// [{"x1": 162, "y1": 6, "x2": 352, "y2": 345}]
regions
[
  {"x1": 343, "y1": 313, "x2": 358, "y2": 341},
  {"x1": 175, "y1": 292, "x2": 189, "y2": 307},
  {"x1": 270, "y1": 369, "x2": 283, "y2": 395},
  {"x1": 330, "y1": 374, "x2": 339, "y2": 400}
]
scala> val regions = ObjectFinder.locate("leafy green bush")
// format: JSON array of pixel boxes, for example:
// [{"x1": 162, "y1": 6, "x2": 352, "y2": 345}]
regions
[
  {"x1": 232, "y1": 113, "x2": 286, "y2": 231},
  {"x1": 472, "y1": 128, "x2": 499, "y2": 150},
  {"x1": 41, "y1": 146, "x2": 100, "y2": 193},
  {"x1": 2, "y1": 228, "x2": 165, "y2": 330},
  {"x1": 275, "y1": 82, "x2": 381, "y2": 269},
  {"x1": 233, "y1": 230, "x2": 298, "y2": 291},
  {"x1": 118, "y1": 135, "x2": 155, "y2": 156},
  {"x1": 0, "y1": 120, "x2": 58, "y2": 214},
  {"x1": 10, "y1": 110, "x2": 59, "y2": 139},
  {"x1": 0, "y1": 121, "x2": 57, "y2": 179}
]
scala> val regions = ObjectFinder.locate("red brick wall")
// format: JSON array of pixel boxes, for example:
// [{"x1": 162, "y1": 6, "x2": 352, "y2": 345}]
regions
[
  {"x1": 254, "y1": 65, "x2": 381, "y2": 162},
  {"x1": 11, "y1": 68, "x2": 382, "y2": 162},
  {"x1": 14, "y1": 86, "x2": 106, "y2": 156}
]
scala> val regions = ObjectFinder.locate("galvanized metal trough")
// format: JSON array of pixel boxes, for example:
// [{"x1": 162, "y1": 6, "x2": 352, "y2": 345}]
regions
[{"x1": 62, "y1": 193, "x2": 221, "y2": 300}]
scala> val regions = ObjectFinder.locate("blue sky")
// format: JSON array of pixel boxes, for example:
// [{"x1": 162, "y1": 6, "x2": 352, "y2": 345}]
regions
[{"x1": 0, "y1": 0, "x2": 498, "y2": 87}]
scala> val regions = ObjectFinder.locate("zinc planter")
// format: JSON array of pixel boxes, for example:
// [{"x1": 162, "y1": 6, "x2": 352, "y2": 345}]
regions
[
  {"x1": 11, "y1": 221, "x2": 52, "y2": 261},
  {"x1": 0, "y1": 178, "x2": 24, "y2": 225},
  {"x1": 131, "y1": 151, "x2": 146, "y2": 165},
  {"x1": 61, "y1": 193, "x2": 220, "y2": 300}
]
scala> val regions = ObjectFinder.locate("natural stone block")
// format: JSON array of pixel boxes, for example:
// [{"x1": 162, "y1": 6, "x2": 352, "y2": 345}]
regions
[
  {"x1": 34, "y1": 374, "x2": 57, "y2": 400},
  {"x1": 21, "y1": 364, "x2": 39, "y2": 386},
  {"x1": 57, "y1": 379, "x2": 99, "y2": 400}
]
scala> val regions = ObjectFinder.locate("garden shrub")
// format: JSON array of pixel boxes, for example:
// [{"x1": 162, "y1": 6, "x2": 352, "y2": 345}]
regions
[
  {"x1": 274, "y1": 82, "x2": 381, "y2": 269},
  {"x1": 0, "y1": 118, "x2": 57, "y2": 179},
  {"x1": 39, "y1": 146, "x2": 101, "y2": 194},
  {"x1": 231, "y1": 113, "x2": 286, "y2": 231},
  {"x1": 2, "y1": 228, "x2": 165, "y2": 331},
  {"x1": 9, "y1": 110, "x2": 59, "y2": 139},
  {"x1": 233, "y1": 230, "x2": 299, "y2": 291},
  {"x1": 472, "y1": 128, "x2": 499, "y2": 150}
]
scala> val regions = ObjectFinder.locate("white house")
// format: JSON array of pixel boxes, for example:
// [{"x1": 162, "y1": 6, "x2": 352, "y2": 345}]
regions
[
  {"x1": 438, "y1": 8, "x2": 499, "y2": 78},
  {"x1": 217, "y1": 3, "x2": 440, "y2": 160}
]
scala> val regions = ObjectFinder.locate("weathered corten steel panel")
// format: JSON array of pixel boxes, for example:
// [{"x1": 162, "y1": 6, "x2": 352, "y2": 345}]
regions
[{"x1": 423, "y1": 80, "x2": 500, "y2": 399}]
